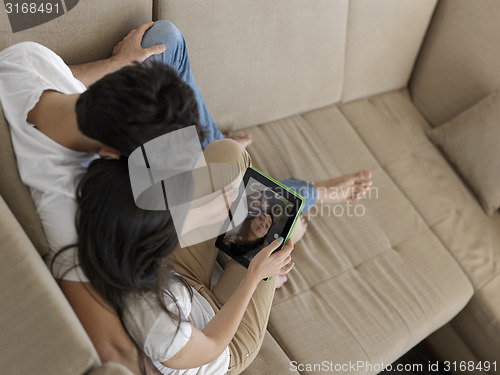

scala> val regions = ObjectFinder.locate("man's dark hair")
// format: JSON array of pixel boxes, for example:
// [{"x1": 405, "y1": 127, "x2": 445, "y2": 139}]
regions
[{"x1": 76, "y1": 61, "x2": 205, "y2": 157}]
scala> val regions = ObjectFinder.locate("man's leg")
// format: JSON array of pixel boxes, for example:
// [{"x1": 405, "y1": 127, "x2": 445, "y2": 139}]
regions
[
  {"x1": 167, "y1": 139, "x2": 275, "y2": 374},
  {"x1": 167, "y1": 139, "x2": 251, "y2": 298},
  {"x1": 141, "y1": 20, "x2": 223, "y2": 148}
]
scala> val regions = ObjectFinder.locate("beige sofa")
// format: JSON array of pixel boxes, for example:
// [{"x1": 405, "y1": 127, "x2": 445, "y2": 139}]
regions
[{"x1": 1, "y1": 1, "x2": 499, "y2": 374}]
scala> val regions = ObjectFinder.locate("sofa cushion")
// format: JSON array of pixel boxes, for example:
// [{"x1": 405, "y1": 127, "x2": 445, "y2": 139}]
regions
[
  {"x1": 0, "y1": 0, "x2": 152, "y2": 64},
  {"x1": 342, "y1": 0, "x2": 437, "y2": 102},
  {"x1": 0, "y1": 195, "x2": 100, "y2": 374},
  {"x1": 241, "y1": 331, "x2": 299, "y2": 375},
  {"x1": 155, "y1": 0, "x2": 438, "y2": 132},
  {"x1": 236, "y1": 100, "x2": 472, "y2": 372},
  {"x1": 0, "y1": 105, "x2": 48, "y2": 256},
  {"x1": 87, "y1": 363, "x2": 134, "y2": 375},
  {"x1": 410, "y1": 0, "x2": 500, "y2": 126},
  {"x1": 340, "y1": 89, "x2": 500, "y2": 368},
  {"x1": 448, "y1": 273, "x2": 500, "y2": 366},
  {"x1": 154, "y1": 0, "x2": 348, "y2": 132},
  {"x1": 427, "y1": 89, "x2": 500, "y2": 215},
  {"x1": 340, "y1": 89, "x2": 500, "y2": 290}
]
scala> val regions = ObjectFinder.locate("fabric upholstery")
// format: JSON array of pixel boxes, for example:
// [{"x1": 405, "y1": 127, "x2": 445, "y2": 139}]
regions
[
  {"x1": 233, "y1": 102, "x2": 472, "y2": 373},
  {"x1": 0, "y1": 105, "x2": 49, "y2": 256},
  {"x1": 339, "y1": 89, "x2": 500, "y2": 368},
  {"x1": 342, "y1": 0, "x2": 437, "y2": 102},
  {"x1": 87, "y1": 363, "x2": 134, "y2": 375},
  {"x1": 449, "y1": 274, "x2": 500, "y2": 368},
  {"x1": 427, "y1": 324, "x2": 482, "y2": 368},
  {"x1": 155, "y1": 0, "x2": 437, "y2": 130},
  {"x1": 0, "y1": 0, "x2": 152, "y2": 64},
  {"x1": 427, "y1": 89, "x2": 500, "y2": 215},
  {"x1": 154, "y1": 0, "x2": 348, "y2": 131},
  {"x1": 241, "y1": 331, "x2": 299, "y2": 375},
  {"x1": 410, "y1": 0, "x2": 500, "y2": 126},
  {"x1": 0, "y1": 195, "x2": 100, "y2": 375},
  {"x1": 340, "y1": 90, "x2": 500, "y2": 291}
]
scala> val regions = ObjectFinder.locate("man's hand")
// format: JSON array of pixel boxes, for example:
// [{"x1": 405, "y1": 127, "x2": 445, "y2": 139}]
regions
[
  {"x1": 69, "y1": 21, "x2": 166, "y2": 87},
  {"x1": 111, "y1": 21, "x2": 166, "y2": 66}
]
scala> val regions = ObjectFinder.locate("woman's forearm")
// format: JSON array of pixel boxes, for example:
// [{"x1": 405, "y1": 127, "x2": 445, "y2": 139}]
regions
[
  {"x1": 202, "y1": 270, "x2": 260, "y2": 350},
  {"x1": 162, "y1": 270, "x2": 261, "y2": 369},
  {"x1": 163, "y1": 239, "x2": 290, "y2": 370}
]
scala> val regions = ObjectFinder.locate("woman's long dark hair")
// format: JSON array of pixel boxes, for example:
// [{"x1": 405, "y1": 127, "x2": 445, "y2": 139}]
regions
[{"x1": 52, "y1": 157, "x2": 192, "y2": 374}]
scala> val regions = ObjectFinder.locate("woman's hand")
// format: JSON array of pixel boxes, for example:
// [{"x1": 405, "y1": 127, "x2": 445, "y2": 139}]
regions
[{"x1": 247, "y1": 238, "x2": 295, "y2": 282}]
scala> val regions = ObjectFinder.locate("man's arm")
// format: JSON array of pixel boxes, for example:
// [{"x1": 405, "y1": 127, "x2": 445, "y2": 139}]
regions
[
  {"x1": 60, "y1": 280, "x2": 161, "y2": 375},
  {"x1": 69, "y1": 21, "x2": 165, "y2": 88}
]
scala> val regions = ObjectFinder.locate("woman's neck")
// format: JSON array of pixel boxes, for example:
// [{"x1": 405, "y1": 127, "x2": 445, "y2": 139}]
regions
[{"x1": 245, "y1": 232, "x2": 258, "y2": 243}]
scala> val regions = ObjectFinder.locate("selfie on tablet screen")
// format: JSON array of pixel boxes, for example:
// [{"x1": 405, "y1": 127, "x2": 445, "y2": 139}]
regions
[{"x1": 216, "y1": 168, "x2": 304, "y2": 268}]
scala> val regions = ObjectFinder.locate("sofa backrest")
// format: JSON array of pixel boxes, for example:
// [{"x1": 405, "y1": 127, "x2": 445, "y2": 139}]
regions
[
  {"x1": 0, "y1": 0, "x2": 152, "y2": 64},
  {"x1": 410, "y1": 0, "x2": 500, "y2": 127},
  {"x1": 0, "y1": 194, "x2": 101, "y2": 374},
  {"x1": 1, "y1": 0, "x2": 439, "y2": 132},
  {"x1": 155, "y1": 0, "x2": 437, "y2": 131}
]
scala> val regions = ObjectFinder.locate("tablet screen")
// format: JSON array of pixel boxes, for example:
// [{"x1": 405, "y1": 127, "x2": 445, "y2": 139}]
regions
[{"x1": 215, "y1": 167, "x2": 303, "y2": 268}]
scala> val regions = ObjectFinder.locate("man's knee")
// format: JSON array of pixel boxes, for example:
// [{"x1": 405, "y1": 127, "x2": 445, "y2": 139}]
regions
[
  {"x1": 204, "y1": 139, "x2": 252, "y2": 172},
  {"x1": 142, "y1": 20, "x2": 186, "y2": 65},
  {"x1": 151, "y1": 20, "x2": 185, "y2": 49}
]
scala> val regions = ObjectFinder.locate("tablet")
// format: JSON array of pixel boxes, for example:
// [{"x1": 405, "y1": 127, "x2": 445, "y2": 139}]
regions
[{"x1": 215, "y1": 167, "x2": 304, "y2": 268}]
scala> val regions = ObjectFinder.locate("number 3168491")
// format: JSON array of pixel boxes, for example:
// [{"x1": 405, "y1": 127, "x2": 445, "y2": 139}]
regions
[{"x1": 5, "y1": 2, "x2": 61, "y2": 14}]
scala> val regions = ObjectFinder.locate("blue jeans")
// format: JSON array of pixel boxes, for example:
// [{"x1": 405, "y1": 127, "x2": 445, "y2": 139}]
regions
[
  {"x1": 141, "y1": 21, "x2": 318, "y2": 211},
  {"x1": 142, "y1": 21, "x2": 223, "y2": 149}
]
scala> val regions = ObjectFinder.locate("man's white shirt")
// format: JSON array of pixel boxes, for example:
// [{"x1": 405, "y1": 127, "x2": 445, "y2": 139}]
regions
[{"x1": 0, "y1": 42, "x2": 97, "y2": 281}]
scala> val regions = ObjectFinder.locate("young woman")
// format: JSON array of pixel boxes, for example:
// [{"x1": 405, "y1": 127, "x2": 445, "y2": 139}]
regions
[{"x1": 55, "y1": 139, "x2": 294, "y2": 375}]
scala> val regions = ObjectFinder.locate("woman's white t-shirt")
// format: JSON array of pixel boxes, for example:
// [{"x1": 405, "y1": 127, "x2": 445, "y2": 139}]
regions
[
  {"x1": 123, "y1": 279, "x2": 230, "y2": 375},
  {"x1": 0, "y1": 41, "x2": 96, "y2": 281}
]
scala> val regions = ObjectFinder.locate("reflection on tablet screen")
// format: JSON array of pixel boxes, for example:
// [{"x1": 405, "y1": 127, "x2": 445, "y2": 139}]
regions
[{"x1": 221, "y1": 177, "x2": 295, "y2": 267}]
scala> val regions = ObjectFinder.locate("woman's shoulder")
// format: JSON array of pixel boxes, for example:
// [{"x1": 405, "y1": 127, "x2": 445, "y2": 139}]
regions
[
  {"x1": 122, "y1": 280, "x2": 194, "y2": 361},
  {"x1": 125, "y1": 279, "x2": 192, "y2": 318}
]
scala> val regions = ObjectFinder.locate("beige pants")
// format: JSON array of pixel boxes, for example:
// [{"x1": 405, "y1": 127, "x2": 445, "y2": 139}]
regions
[{"x1": 167, "y1": 139, "x2": 304, "y2": 374}]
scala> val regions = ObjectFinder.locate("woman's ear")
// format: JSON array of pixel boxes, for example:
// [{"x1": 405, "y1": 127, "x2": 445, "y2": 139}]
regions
[{"x1": 98, "y1": 145, "x2": 121, "y2": 159}]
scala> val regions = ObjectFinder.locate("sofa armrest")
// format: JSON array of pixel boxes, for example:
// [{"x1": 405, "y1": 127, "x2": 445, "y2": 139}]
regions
[{"x1": 0, "y1": 195, "x2": 100, "y2": 375}]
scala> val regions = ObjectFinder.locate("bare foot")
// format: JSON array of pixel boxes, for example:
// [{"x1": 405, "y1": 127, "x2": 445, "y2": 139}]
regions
[
  {"x1": 275, "y1": 275, "x2": 288, "y2": 289},
  {"x1": 313, "y1": 170, "x2": 372, "y2": 204},
  {"x1": 224, "y1": 133, "x2": 253, "y2": 148}
]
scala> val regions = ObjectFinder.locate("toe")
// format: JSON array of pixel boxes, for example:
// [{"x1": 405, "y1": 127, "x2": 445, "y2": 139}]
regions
[
  {"x1": 275, "y1": 275, "x2": 288, "y2": 289},
  {"x1": 356, "y1": 170, "x2": 372, "y2": 181}
]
